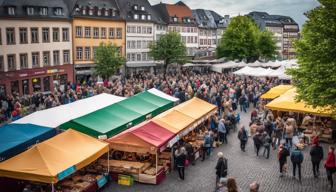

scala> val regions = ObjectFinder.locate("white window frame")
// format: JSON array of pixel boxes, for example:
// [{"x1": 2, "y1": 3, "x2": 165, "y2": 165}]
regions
[
  {"x1": 27, "y1": 7, "x2": 34, "y2": 15},
  {"x1": 8, "y1": 7, "x2": 15, "y2": 15}
]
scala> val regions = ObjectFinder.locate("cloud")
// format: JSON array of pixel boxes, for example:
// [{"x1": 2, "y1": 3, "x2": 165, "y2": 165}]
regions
[{"x1": 148, "y1": 0, "x2": 320, "y2": 27}]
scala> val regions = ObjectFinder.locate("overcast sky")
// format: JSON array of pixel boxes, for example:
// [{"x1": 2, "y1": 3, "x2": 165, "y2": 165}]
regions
[{"x1": 149, "y1": 0, "x2": 320, "y2": 28}]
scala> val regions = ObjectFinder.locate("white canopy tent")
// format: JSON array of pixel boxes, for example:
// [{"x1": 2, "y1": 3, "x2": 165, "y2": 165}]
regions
[
  {"x1": 13, "y1": 93, "x2": 125, "y2": 128},
  {"x1": 147, "y1": 88, "x2": 180, "y2": 103},
  {"x1": 233, "y1": 66, "x2": 253, "y2": 75}
]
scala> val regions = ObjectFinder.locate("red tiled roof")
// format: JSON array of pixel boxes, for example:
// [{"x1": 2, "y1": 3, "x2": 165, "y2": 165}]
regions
[{"x1": 165, "y1": 3, "x2": 193, "y2": 22}]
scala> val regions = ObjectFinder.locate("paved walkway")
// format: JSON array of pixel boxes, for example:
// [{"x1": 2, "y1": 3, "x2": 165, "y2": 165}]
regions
[{"x1": 104, "y1": 107, "x2": 330, "y2": 192}]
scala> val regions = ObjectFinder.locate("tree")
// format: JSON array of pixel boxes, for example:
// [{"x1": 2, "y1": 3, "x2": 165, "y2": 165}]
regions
[
  {"x1": 287, "y1": 0, "x2": 336, "y2": 116},
  {"x1": 149, "y1": 32, "x2": 187, "y2": 73},
  {"x1": 217, "y1": 15, "x2": 276, "y2": 62},
  {"x1": 94, "y1": 42, "x2": 126, "y2": 80},
  {"x1": 257, "y1": 31, "x2": 276, "y2": 60}
]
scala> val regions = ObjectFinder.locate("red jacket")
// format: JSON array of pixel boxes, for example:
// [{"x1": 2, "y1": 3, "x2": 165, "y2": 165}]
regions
[{"x1": 325, "y1": 152, "x2": 336, "y2": 168}]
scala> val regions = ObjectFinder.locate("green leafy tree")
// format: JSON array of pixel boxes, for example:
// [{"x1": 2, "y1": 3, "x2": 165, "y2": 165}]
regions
[
  {"x1": 149, "y1": 32, "x2": 187, "y2": 73},
  {"x1": 94, "y1": 42, "x2": 126, "y2": 80},
  {"x1": 217, "y1": 15, "x2": 276, "y2": 62},
  {"x1": 257, "y1": 31, "x2": 277, "y2": 60},
  {"x1": 288, "y1": 0, "x2": 336, "y2": 116}
]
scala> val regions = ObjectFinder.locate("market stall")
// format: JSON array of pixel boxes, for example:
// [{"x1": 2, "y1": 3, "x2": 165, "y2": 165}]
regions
[
  {"x1": 107, "y1": 121, "x2": 175, "y2": 184},
  {"x1": 260, "y1": 85, "x2": 293, "y2": 100},
  {"x1": 0, "y1": 123, "x2": 56, "y2": 162},
  {"x1": 0, "y1": 129, "x2": 109, "y2": 192},
  {"x1": 60, "y1": 91, "x2": 175, "y2": 138},
  {"x1": 13, "y1": 93, "x2": 125, "y2": 128},
  {"x1": 266, "y1": 88, "x2": 334, "y2": 143}
]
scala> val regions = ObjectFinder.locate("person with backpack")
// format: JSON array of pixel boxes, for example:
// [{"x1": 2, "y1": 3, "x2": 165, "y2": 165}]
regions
[
  {"x1": 278, "y1": 144, "x2": 290, "y2": 177},
  {"x1": 238, "y1": 126, "x2": 248, "y2": 152},
  {"x1": 291, "y1": 145, "x2": 304, "y2": 181},
  {"x1": 215, "y1": 152, "x2": 228, "y2": 189},
  {"x1": 325, "y1": 146, "x2": 336, "y2": 191},
  {"x1": 310, "y1": 138, "x2": 323, "y2": 178}
]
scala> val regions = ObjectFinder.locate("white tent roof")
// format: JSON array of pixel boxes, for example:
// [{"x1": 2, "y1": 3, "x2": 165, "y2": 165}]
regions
[
  {"x1": 148, "y1": 88, "x2": 179, "y2": 103},
  {"x1": 255, "y1": 68, "x2": 275, "y2": 77},
  {"x1": 233, "y1": 66, "x2": 255, "y2": 75},
  {"x1": 13, "y1": 93, "x2": 125, "y2": 128}
]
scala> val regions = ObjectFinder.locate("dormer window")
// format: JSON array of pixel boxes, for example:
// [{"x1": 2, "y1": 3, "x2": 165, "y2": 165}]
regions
[
  {"x1": 187, "y1": 18, "x2": 191, "y2": 23},
  {"x1": 8, "y1": 7, "x2": 15, "y2": 15},
  {"x1": 173, "y1": 17, "x2": 178, "y2": 22},
  {"x1": 134, "y1": 5, "x2": 138, "y2": 10},
  {"x1": 54, "y1": 8, "x2": 63, "y2": 16},
  {"x1": 141, "y1": 6, "x2": 145, "y2": 11},
  {"x1": 89, "y1": 9, "x2": 93, "y2": 15},
  {"x1": 97, "y1": 9, "x2": 101, "y2": 16},
  {"x1": 134, "y1": 14, "x2": 139, "y2": 20},
  {"x1": 105, "y1": 10, "x2": 109, "y2": 16},
  {"x1": 147, "y1": 14, "x2": 151, "y2": 20},
  {"x1": 27, "y1": 7, "x2": 34, "y2": 15},
  {"x1": 141, "y1": 15, "x2": 146, "y2": 20},
  {"x1": 82, "y1": 8, "x2": 86, "y2": 15},
  {"x1": 112, "y1": 10, "x2": 116, "y2": 17},
  {"x1": 40, "y1": 7, "x2": 48, "y2": 16}
]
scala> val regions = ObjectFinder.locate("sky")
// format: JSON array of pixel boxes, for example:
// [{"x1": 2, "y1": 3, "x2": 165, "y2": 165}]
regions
[{"x1": 148, "y1": 0, "x2": 320, "y2": 28}]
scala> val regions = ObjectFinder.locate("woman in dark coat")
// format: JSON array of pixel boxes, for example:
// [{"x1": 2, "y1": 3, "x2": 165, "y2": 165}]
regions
[
  {"x1": 175, "y1": 147, "x2": 187, "y2": 180},
  {"x1": 215, "y1": 152, "x2": 228, "y2": 188}
]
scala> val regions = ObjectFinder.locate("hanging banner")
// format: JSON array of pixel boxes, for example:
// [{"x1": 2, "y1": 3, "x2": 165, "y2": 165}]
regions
[{"x1": 57, "y1": 165, "x2": 76, "y2": 181}]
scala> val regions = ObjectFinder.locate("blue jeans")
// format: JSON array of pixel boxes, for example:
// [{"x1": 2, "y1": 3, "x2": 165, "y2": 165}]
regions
[{"x1": 240, "y1": 104, "x2": 247, "y2": 113}]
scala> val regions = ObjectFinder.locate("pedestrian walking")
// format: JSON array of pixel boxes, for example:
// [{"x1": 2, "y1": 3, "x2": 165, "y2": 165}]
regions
[
  {"x1": 184, "y1": 142, "x2": 195, "y2": 165},
  {"x1": 310, "y1": 138, "x2": 323, "y2": 178},
  {"x1": 175, "y1": 147, "x2": 187, "y2": 180},
  {"x1": 215, "y1": 152, "x2": 228, "y2": 188},
  {"x1": 325, "y1": 146, "x2": 336, "y2": 191},
  {"x1": 278, "y1": 144, "x2": 290, "y2": 177},
  {"x1": 290, "y1": 145, "x2": 304, "y2": 181},
  {"x1": 285, "y1": 121, "x2": 294, "y2": 147},
  {"x1": 253, "y1": 132, "x2": 263, "y2": 156},
  {"x1": 238, "y1": 126, "x2": 248, "y2": 152},
  {"x1": 218, "y1": 119, "x2": 227, "y2": 144},
  {"x1": 202, "y1": 131, "x2": 211, "y2": 161},
  {"x1": 263, "y1": 132, "x2": 272, "y2": 159}
]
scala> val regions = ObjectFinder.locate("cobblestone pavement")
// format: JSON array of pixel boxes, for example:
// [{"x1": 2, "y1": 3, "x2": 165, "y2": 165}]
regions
[{"x1": 104, "y1": 107, "x2": 331, "y2": 192}]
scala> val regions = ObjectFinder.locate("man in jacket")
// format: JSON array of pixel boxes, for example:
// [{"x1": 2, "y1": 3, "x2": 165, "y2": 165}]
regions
[
  {"x1": 202, "y1": 131, "x2": 211, "y2": 161},
  {"x1": 263, "y1": 132, "x2": 272, "y2": 159},
  {"x1": 215, "y1": 152, "x2": 228, "y2": 188},
  {"x1": 310, "y1": 138, "x2": 323, "y2": 177},
  {"x1": 291, "y1": 145, "x2": 304, "y2": 181},
  {"x1": 238, "y1": 126, "x2": 248, "y2": 152},
  {"x1": 218, "y1": 119, "x2": 227, "y2": 144},
  {"x1": 278, "y1": 144, "x2": 290, "y2": 177}
]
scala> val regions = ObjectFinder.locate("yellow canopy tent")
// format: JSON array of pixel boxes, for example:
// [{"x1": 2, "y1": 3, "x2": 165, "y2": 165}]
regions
[
  {"x1": 0, "y1": 129, "x2": 109, "y2": 183},
  {"x1": 174, "y1": 97, "x2": 217, "y2": 119},
  {"x1": 266, "y1": 88, "x2": 332, "y2": 116},
  {"x1": 261, "y1": 85, "x2": 293, "y2": 99},
  {"x1": 153, "y1": 110, "x2": 196, "y2": 133}
]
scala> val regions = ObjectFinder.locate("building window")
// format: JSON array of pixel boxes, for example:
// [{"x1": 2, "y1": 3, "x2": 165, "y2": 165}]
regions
[
  {"x1": 22, "y1": 79, "x2": 30, "y2": 95},
  {"x1": 142, "y1": 52, "x2": 147, "y2": 61},
  {"x1": 137, "y1": 40, "x2": 141, "y2": 49},
  {"x1": 43, "y1": 77, "x2": 50, "y2": 92},
  {"x1": 19, "y1": 54, "x2": 28, "y2": 69},
  {"x1": 32, "y1": 52, "x2": 40, "y2": 67},
  {"x1": 93, "y1": 27, "x2": 99, "y2": 38},
  {"x1": 137, "y1": 26, "x2": 141, "y2": 33},
  {"x1": 76, "y1": 47, "x2": 83, "y2": 60},
  {"x1": 8, "y1": 7, "x2": 15, "y2": 15},
  {"x1": 147, "y1": 27, "x2": 152, "y2": 34},
  {"x1": 116, "y1": 28, "x2": 122, "y2": 39},
  {"x1": 89, "y1": 9, "x2": 93, "y2": 16},
  {"x1": 7, "y1": 54, "x2": 16, "y2": 71},
  {"x1": 112, "y1": 10, "x2": 116, "y2": 17},
  {"x1": 31, "y1": 28, "x2": 39, "y2": 43},
  {"x1": 97, "y1": 9, "x2": 101, "y2": 16},
  {"x1": 63, "y1": 50, "x2": 70, "y2": 64},
  {"x1": 11, "y1": 81, "x2": 19, "y2": 95},
  {"x1": 42, "y1": 28, "x2": 50, "y2": 42},
  {"x1": 32, "y1": 78, "x2": 41, "y2": 92},
  {"x1": 0, "y1": 56, "x2": 3, "y2": 71},
  {"x1": 147, "y1": 15, "x2": 151, "y2": 20},
  {"x1": 141, "y1": 6, "x2": 145, "y2": 11},
  {"x1": 101, "y1": 28, "x2": 106, "y2": 38},
  {"x1": 105, "y1": 10, "x2": 109, "y2": 16},
  {"x1": 141, "y1": 15, "x2": 146, "y2": 20},
  {"x1": 75, "y1": 26, "x2": 82, "y2": 37},
  {"x1": 173, "y1": 17, "x2": 178, "y2": 22},
  {"x1": 82, "y1": 8, "x2": 86, "y2": 15},
  {"x1": 136, "y1": 53, "x2": 141, "y2": 61},
  {"x1": 43, "y1": 51, "x2": 50, "y2": 66},
  {"x1": 27, "y1": 7, "x2": 34, "y2": 15},
  {"x1": 19, "y1": 28, "x2": 28, "y2": 44},
  {"x1": 54, "y1": 8, "x2": 63, "y2": 16},
  {"x1": 52, "y1": 28, "x2": 59, "y2": 42},
  {"x1": 53, "y1": 50, "x2": 60, "y2": 65},
  {"x1": 62, "y1": 28, "x2": 69, "y2": 41},
  {"x1": 40, "y1": 7, "x2": 48, "y2": 15},
  {"x1": 134, "y1": 14, "x2": 139, "y2": 20},
  {"x1": 131, "y1": 53, "x2": 135, "y2": 61},
  {"x1": 126, "y1": 53, "x2": 130, "y2": 61},
  {"x1": 92, "y1": 47, "x2": 98, "y2": 60},
  {"x1": 84, "y1": 47, "x2": 91, "y2": 60},
  {"x1": 134, "y1": 5, "x2": 138, "y2": 10},
  {"x1": 6, "y1": 28, "x2": 15, "y2": 45},
  {"x1": 109, "y1": 28, "x2": 115, "y2": 39},
  {"x1": 84, "y1": 27, "x2": 91, "y2": 38}
]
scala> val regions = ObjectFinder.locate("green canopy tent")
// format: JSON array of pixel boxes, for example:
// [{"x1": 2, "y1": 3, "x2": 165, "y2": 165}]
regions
[{"x1": 60, "y1": 91, "x2": 174, "y2": 138}]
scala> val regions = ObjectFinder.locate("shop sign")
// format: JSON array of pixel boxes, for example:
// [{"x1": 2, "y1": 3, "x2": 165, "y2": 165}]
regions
[
  {"x1": 57, "y1": 165, "x2": 76, "y2": 181},
  {"x1": 168, "y1": 135, "x2": 180, "y2": 147},
  {"x1": 34, "y1": 71, "x2": 45, "y2": 75},
  {"x1": 97, "y1": 175, "x2": 108, "y2": 188},
  {"x1": 19, "y1": 73, "x2": 28, "y2": 77},
  {"x1": 47, "y1": 69, "x2": 59, "y2": 74}
]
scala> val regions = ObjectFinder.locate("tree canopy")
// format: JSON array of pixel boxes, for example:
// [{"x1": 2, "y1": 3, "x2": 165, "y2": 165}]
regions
[
  {"x1": 288, "y1": 0, "x2": 336, "y2": 116},
  {"x1": 149, "y1": 32, "x2": 187, "y2": 72},
  {"x1": 94, "y1": 42, "x2": 126, "y2": 80},
  {"x1": 217, "y1": 15, "x2": 276, "y2": 62}
]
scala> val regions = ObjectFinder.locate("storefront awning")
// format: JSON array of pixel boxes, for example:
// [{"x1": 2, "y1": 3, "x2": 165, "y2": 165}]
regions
[
  {"x1": 260, "y1": 85, "x2": 293, "y2": 99},
  {"x1": 0, "y1": 129, "x2": 109, "y2": 184}
]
